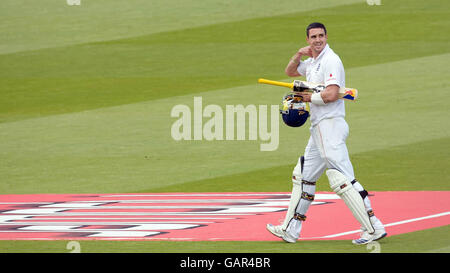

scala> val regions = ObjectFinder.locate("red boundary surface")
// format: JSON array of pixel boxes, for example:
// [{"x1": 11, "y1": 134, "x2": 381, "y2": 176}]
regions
[{"x1": 0, "y1": 191, "x2": 448, "y2": 241}]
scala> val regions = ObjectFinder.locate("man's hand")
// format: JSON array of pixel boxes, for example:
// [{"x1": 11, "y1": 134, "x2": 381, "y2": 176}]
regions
[
  {"x1": 297, "y1": 46, "x2": 312, "y2": 57},
  {"x1": 296, "y1": 92, "x2": 312, "y2": 102},
  {"x1": 291, "y1": 46, "x2": 312, "y2": 63},
  {"x1": 286, "y1": 46, "x2": 313, "y2": 77},
  {"x1": 296, "y1": 85, "x2": 340, "y2": 104}
]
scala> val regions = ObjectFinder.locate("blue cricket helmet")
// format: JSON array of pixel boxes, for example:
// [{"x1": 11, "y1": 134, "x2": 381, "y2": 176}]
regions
[{"x1": 280, "y1": 94, "x2": 310, "y2": 127}]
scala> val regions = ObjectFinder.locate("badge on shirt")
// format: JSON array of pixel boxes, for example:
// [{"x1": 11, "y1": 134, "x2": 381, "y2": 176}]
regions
[{"x1": 326, "y1": 73, "x2": 337, "y2": 83}]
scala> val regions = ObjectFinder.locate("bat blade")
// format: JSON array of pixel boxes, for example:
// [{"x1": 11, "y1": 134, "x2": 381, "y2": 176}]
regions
[{"x1": 340, "y1": 88, "x2": 358, "y2": 101}]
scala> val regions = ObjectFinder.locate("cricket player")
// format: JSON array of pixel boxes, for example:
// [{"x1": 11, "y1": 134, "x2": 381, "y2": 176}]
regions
[{"x1": 266, "y1": 22, "x2": 387, "y2": 245}]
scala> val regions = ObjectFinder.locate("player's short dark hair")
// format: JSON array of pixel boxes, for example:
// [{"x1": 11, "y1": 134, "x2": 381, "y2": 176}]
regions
[{"x1": 306, "y1": 22, "x2": 327, "y2": 37}]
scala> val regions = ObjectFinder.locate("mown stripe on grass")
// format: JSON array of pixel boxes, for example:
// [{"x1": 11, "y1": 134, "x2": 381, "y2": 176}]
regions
[
  {"x1": 0, "y1": 54, "x2": 449, "y2": 194},
  {"x1": 149, "y1": 137, "x2": 450, "y2": 193},
  {"x1": 1, "y1": 0, "x2": 448, "y2": 123},
  {"x1": 0, "y1": 0, "x2": 363, "y2": 55}
]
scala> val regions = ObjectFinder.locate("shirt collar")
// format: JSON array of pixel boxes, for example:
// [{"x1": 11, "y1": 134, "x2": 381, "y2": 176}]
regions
[{"x1": 313, "y1": 43, "x2": 329, "y2": 61}]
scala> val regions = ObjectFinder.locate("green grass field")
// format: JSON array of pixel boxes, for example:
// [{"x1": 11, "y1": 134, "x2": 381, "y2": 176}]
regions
[{"x1": 0, "y1": 0, "x2": 449, "y2": 253}]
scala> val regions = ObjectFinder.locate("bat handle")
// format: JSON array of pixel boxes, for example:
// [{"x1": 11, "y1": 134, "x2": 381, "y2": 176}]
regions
[{"x1": 258, "y1": 78, "x2": 293, "y2": 89}]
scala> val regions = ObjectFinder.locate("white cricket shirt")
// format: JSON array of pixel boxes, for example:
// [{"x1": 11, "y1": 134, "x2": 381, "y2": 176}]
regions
[{"x1": 297, "y1": 44, "x2": 346, "y2": 126}]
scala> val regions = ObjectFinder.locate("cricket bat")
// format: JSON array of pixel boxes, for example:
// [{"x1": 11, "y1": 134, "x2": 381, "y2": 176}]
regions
[{"x1": 257, "y1": 78, "x2": 358, "y2": 101}]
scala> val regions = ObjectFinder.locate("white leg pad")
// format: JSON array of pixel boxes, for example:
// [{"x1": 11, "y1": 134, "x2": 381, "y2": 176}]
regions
[
  {"x1": 326, "y1": 169, "x2": 375, "y2": 234},
  {"x1": 281, "y1": 179, "x2": 302, "y2": 230},
  {"x1": 281, "y1": 157, "x2": 304, "y2": 230}
]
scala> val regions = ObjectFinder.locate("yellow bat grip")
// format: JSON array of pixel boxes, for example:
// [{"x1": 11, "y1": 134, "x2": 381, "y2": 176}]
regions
[{"x1": 258, "y1": 78, "x2": 293, "y2": 89}]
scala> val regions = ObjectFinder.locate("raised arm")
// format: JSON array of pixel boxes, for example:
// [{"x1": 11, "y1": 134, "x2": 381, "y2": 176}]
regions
[{"x1": 285, "y1": 46, "x2": 312, "y2": 77}]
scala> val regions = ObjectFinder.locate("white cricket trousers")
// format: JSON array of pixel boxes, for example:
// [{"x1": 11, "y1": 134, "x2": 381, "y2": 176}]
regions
[{"x1": 301, "y1": 117, "x2": 355, "y2": 182}]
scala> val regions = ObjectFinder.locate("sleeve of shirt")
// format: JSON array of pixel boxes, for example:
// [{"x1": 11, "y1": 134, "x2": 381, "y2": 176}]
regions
[
  {"x1": 297, "y1": 58, "x2": 309, "y2": 76},
  {"x1": 323, "y1": 56, "x2": 345, "y2": 88}
]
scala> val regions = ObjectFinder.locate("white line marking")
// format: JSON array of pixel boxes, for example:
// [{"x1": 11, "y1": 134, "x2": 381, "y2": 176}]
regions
[
  {"x1": 0, "y1": 212, "x2": 268, "y2": 216},
  {"x1": 32, "y1": 205, "x2": 287, "y2": 209},
  {"x1": 3, "y1": 208, "x2": 67, "y2": 214},
  {"x1": 102, "y1": 194, "x2": 291, "y2": 197},
  {"x1": 100, "y1": 193, "x2": 339, "y2": 199},
  {"x1": 11, "y1": 223, "x2": 200, "y2": 231},
  {"x1": 13, "y1": 217, "x2": 234, "y2": 220},
  {"x1": 40, "y1": 202, "x2": 106, "y2": 208},
  {"x1": 0, "y1": 221, "x2": 215, "y2": 225},
  {"x1": 2, "y1": 207, "x2": 285, "y2": 216},
  {"x1": 308, "y1": 211, "x2": 450, "y2": 239}
]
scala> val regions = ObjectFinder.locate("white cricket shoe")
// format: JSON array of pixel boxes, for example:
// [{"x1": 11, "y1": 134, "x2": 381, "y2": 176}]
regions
[
  {"x1": 266, "y1": 224, "x2": 284, "y2": 238},
  {"x1": 281, "y1": 231, "x2": 298, "y2": 243},
  {"x1": 266, "y1": 224, "x2": 298, "y2": 243},
  {"x1": 352, "y1": 227, "x2": 387, "y2": 245}
]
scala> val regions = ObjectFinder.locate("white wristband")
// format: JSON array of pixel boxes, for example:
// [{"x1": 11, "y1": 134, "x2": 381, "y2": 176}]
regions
[{"x1": 311, "y1": 92, "x2": 326, "y2": 105}]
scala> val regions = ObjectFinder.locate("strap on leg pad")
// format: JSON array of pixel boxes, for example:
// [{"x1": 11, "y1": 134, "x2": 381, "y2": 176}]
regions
[
  {"x1": 301, "y1": 191, "x2": 315, "y2": 201},
  {"x1": 300, "y1": 180, "x2": 315, "y2": 202},
  {"x1": 351, "y1": 179, "x2": 369, "y2": 199},
  {"x1": 300, "y1": 156, "x2": 305, "y2": 172},
  {"x1": 302, "y1": 180, "x2": 316, "y2": 186},
  {"x1": 292, "y1": 156, "x2": 305, "y2": 183},
  {"x1": 293, "y1": 213, "x2": 307, "y2": 221}
]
